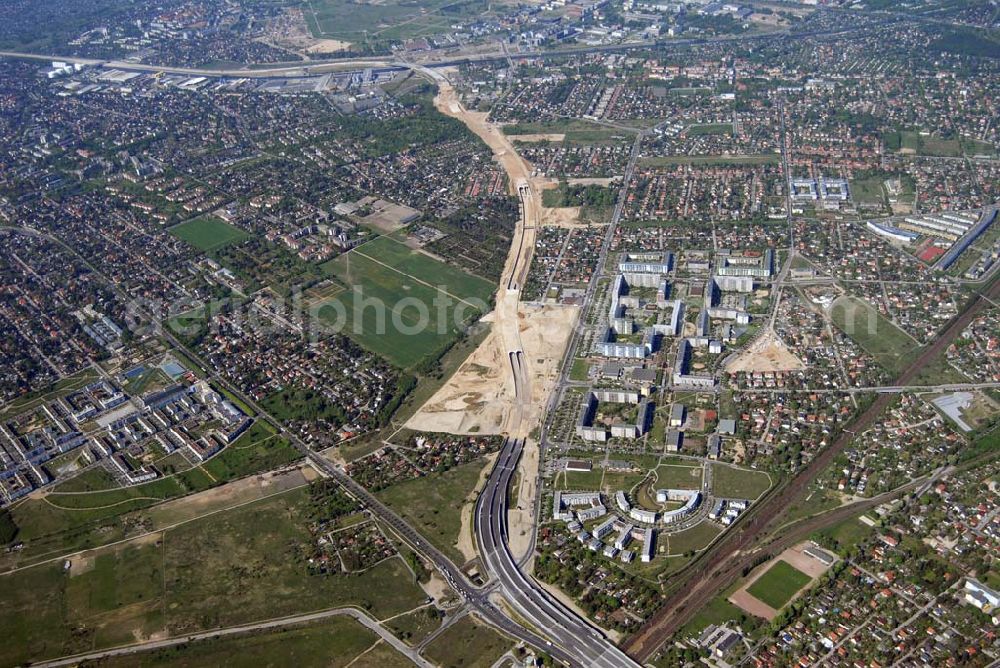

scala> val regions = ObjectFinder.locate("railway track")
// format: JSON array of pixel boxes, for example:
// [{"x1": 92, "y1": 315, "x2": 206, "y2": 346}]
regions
[{"x1": 623, "y1": 275, "x2": 1000, "y2": 661}]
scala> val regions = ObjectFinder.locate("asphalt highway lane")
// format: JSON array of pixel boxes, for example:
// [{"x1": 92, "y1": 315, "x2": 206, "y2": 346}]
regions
[{"x1": 476, "y1": 438, "x2": 641, "y2": 668}]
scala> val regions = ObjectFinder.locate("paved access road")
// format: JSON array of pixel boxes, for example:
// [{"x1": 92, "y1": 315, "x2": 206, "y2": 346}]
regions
[{"x1": 476, "y1": 438, "x2": 641, "y2": 668}]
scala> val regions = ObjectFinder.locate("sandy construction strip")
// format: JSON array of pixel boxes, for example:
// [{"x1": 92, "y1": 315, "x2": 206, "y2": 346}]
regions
[
  {"x1": 507, "y1": 438, "x2": 539, "y2": 562},
  {"x1": 406, "y1": 69, "x2": 581, "y2": 439},
  {"x1": 406, "y1": 303, "x2": 578, "y2": 435},
  {"x1": 507, "y1": 133, "x2": 566, "y2": 143},
  {"x1": 305, "y1": 39, "x2": 352, "y2": 53},
  {"x1": 456, "y1": 452, "x2": 499, "y2": 563},
  {"x1": 540, "y1": 206, "x2": 584, "y2": 227}
]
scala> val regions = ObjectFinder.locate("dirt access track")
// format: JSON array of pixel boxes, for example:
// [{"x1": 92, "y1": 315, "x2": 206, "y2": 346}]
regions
[
  {"x1": 725, "y1": 328, "x2": 805, "y2": 374},
  {"x1": 406, "y1": 67, "x2": 580, "y2": 440}
]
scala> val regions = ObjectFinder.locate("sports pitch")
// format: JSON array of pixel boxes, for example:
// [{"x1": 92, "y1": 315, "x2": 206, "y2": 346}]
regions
[
  {"x1": 168, "y1": 216, "x2": 249, "y2": 252},
  {"x1": 318, "y1": 236, "x2": 495, "y2": 369},
  {"x1": 745, "y1": 559, "x2": 812, "y2": 610}
]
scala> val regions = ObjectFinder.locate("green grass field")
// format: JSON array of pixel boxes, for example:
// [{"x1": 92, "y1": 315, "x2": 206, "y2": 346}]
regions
[
  {"x1": 318, "y1": 236, "x2": 494, "y2": 369},
  {"x1": 711, "y1": 464, "x2": 772, "y2": 500},
  {"x1": 569, "y1": 358, "x2": 591, "y2": 381},
  {"x1": 376, "y1": 458, "x2": 490, "y2": 566},
  {"x1": 746, "y1": 559, "x2": 812, "y2": 610},
  {"x1": 354, "y1": 237, "x2": 495, "y2": 302},
  {"x1": 908, "y1": 349, "x2": 973, "y2": 386},
  {"x1": 665, "y1": 521, "x2": 721, "y2": 555},
  {"x1": 556, "y1": 468, "x2": 606, "y2": 491},
  {"x1": 122, "y1": 367, "x2": 172, "y2": 396},
  {"x1": 781, "y1": 487, "x2": 842, "y2": 527},
  {"x1": 639, "y1": 154, "x2": 779, "y2": 167},
  {"x1": 386, "y1": 606, "x2": 443, "y2": 646},
  {"x1": 91, "y1": 615, "x2": 393, "y2": 668},
  {"x1": 502, "y1": 119, "x2": 631, "y2": 145},
  {"x1": 51, "y1": 467, "x2": 118, "y2": 493},
  {"x1": 675, "y1": 593, "x2": 745, "y2": 638},
  {"x1": 200, "y1": 422, "x2": 302, "y2": 481},
  {"x1": 600, "y1": 470, "x2": 648, "y2": 495},
  {"x1": 687, "y1": 123, "x2": 733, "y2": 136},
  {"x1": 888, "y1": 130, "x2": 995, "y2": 158},
  {"x1": 893, "y1": 131, "x2": 962, "y2": 157},
  {"x1": 654, "y1": 464, "x2": 703, "y2": 490},
  {"x1": 168, "y1": 216, "x2": 249, "y2": 252},
  {"x1": 830, "y1": 296, "x2": 918, "y2": 374},
  {"x1": 0, "y1": 488, "x2": 427, "y2": 666},
  {"x1": 305, "y1": 0, "x2": 459, "y2": 43},
  {"x1": 814, "y1": 516, "x2": 874, "y2": 554},
  {"x1": 422, "y1": 615, "x2": 512, "y2": 668},
  {"x1": 0, "y1": 366, "x2": 100, "y2": 417},
  {"x1": 37, "y1": 423, "x2": 294, "y2": 516},
  {"x1": 850, "y1": 176, "x2": 888, "y2": 206},
  {"x1": 4, "y1": 422, "x2": 300, "y2": 568}
]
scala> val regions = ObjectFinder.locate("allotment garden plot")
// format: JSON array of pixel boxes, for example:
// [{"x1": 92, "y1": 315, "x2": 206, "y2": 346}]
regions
[{"x1": 318, "y1": 236, "x2": 495, "y2": 369}]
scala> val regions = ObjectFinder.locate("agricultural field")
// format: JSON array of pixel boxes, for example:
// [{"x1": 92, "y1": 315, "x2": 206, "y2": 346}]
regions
[
  {"x1": 318, "y1": 236, "x2": 495, "y2": 369},
  {"x1": 745, "y1": 560, "x2": 812, "y2": 610},
  {"x1": 0, "y1": 487, "x2": 427, "y2": 666},
  {"x1": 168, "y1": 216, "x2": 249, "y2": 252}
]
